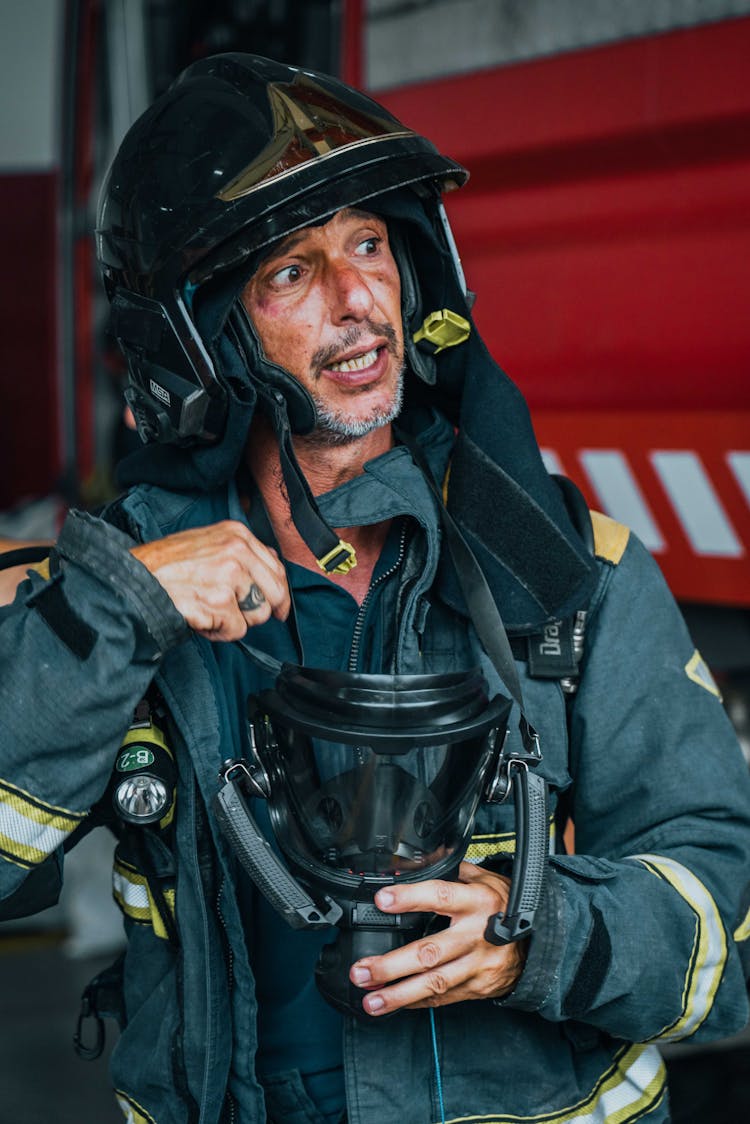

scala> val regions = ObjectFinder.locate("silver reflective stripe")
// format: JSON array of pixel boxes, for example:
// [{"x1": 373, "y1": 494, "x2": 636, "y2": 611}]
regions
[
  {"x1": 650, "y1": 452, "x2": 742, "y2": 557},
  {"x1": 727, "y1": 452, "x2": 750, "y2": 509},
  {"x1": 0, "y1": 779, "x2": 82, "y2": 866},
  {"x1": 446, "y1": 1044, "x2": 665, "y2": 1122},
  {"x1": 566, "y1": 1045, "x2": 664, "y2": 1124},
  {"x1": 112, "y1": 867, "x2": 150, "y2": 912},
  {"x1": 632, "y1": 854, "x2": 727, "y2": 1041},
  {"x1": 579, "y1": 450, "x2": 665, "y2": 552}
]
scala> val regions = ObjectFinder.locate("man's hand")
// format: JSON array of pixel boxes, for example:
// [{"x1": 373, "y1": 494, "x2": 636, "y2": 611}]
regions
[
  {"x1": 349, "y1": 861, "x2": 527, "y2": 1016},
  {"x1": 0, "y1": 538, "x2": 53, "y2": 607},
  {"x1": 131, "y1": 521, "x2": 290, "y2": 640}
]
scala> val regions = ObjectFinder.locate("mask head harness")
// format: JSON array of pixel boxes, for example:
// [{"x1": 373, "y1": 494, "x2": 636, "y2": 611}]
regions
[{"x1": 97, "y1": 52, "x2": 472, "y2": 576}]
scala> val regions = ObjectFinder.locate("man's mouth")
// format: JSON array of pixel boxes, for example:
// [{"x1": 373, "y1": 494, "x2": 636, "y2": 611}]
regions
[{"x1": 326, "y1": 346, "x2": 380, "y2": 374}]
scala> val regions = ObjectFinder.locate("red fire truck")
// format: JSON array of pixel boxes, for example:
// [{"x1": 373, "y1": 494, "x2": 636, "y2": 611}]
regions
[{"x1": 374, "y1": 14, "x2": 750, "y2": 622}]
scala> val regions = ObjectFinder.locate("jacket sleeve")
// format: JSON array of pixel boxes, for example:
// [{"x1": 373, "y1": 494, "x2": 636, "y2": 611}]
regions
[
  {"x1": 502, "y1": 523, "x2": 750, "y2": 1044},
  {"x1": 0, "y1": 509, "x2": 188, "y2": 917}
]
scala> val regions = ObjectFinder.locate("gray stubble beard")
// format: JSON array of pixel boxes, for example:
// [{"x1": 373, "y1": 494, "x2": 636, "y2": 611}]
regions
[{"x1": 302, "y1": 361, "x2": 405, "y2": 449}]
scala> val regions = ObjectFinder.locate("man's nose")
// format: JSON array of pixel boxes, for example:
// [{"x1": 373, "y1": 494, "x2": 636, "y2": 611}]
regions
[{"x1": 327, "y1": 260, "x2": 375, "y2": 323}]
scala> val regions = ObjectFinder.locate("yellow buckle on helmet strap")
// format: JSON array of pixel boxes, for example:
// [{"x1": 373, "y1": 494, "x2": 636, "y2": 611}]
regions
[
  {"x1": 413, "y1": 309, "x2": 471, "y2": 355},
  {"x1": 317, "y1": 540, "x2": 357, "y2": 575}
]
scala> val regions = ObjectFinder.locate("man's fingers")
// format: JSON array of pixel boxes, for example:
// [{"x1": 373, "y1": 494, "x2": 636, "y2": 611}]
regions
[
  {"x1": 131, "y1": 520, "x2": 290, "y2": 636},
  {"x1": 348, "y1": 868, "x2": 521, "y2": 1016},
  {"x1": 359, "y1": 952, "x2": 475, "y2": 1016},
  {"x1": 354, "y1": 929, "x2": 524, "y2": 1017},
  {"x1": 351, "y1": 926, "x2": 469, "y2": 991},
  {"x1": 372, "y1": 871, "x2": 504, "y2": 920},
  {"x1": 234, "y1": 549, "x2": 290, "y2": 623}
]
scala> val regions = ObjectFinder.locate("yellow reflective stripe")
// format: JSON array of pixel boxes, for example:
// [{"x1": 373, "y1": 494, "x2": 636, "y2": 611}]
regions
[
  {"x1": 112, "y1": 859, "x2": 175, "y2": 941},
  {"x1": 0, "y1": 778, "x2": 84, "y2": 867},
  {"x1": 633, "y1": 854, "x2": 727, "y2": 1041},
  {"x1": 465, "y1": 817, "x2": 555, "y2": 864},
  {"x1": 590, "y1": 511, "x2": 630, "y2": 565},
  {"x1": 29, "y1": 558, "x2": 51, "y2": 580},
  {"x1": 465, "y1": 833, "x2": 516, "y2": 862},
  {"x1": 684, "y1": 650, "x2": 722, "y2": 700},
  {"x1": 115, "y1": 1091, "x2": 157, "y2": 1124},
  {"x1": 733, "y1": 905, "x2": 750, "y2": 942},
  {"x1": 442, "y1": 1045, "x2": 665, "y2": 1123}
]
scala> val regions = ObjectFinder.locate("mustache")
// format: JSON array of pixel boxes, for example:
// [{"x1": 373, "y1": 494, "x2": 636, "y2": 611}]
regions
[{"x1": 310, "y1": 320, "x2": 399, "y2": 377}]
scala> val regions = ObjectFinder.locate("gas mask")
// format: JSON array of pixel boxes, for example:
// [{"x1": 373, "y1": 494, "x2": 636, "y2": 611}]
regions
[{"x1": 214, "y1": 660, "x2": 547, "y2": 1019}]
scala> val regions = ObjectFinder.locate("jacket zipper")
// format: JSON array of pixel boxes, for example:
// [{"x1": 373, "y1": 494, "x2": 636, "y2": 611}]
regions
[
  {"x1": 216, "y1": 880, "x2": 238, "y2": 1123},
  {"x1": 187, "y1": 774, "x2": 214, "y2": 1124},
  {"x1": 348, "y1": 523, "x2": 407, "y2": 673}
]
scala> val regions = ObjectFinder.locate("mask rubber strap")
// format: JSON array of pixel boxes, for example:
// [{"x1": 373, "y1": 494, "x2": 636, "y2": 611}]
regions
[
  {"x1": 213, "y1": 763, "x2": 343, "y2": 930},
  {"x1": 259, "y1": 386, "x2": 356, "y2": 575},
  {"x1": 235, "y1": 639, "x2": 283, "y2": 677},
  {"x1": 0, "y1": 547, "x2": 51, "y2": 571}
]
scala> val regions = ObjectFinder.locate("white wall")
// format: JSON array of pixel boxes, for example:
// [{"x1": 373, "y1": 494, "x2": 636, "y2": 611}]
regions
[
  {"x1": 0, "y1": 0, "x2": 62, "y2": 170},
  {"x1": 366, "y1": 0, "x2": 750, "y2": 88}
]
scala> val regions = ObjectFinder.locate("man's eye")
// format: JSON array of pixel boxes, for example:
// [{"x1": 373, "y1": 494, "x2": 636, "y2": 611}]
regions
[
  {"x1": 272, "y1": 263, "x2": 303, "y2": 286},
  {"x1": 355, "y1": 237, "x2": 380, "y2": 256}
]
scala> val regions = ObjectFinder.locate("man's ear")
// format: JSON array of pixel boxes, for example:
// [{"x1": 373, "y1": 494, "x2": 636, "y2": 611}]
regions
[{"x1": 226, "y1": 303, "x2": 318, "y2": 434}]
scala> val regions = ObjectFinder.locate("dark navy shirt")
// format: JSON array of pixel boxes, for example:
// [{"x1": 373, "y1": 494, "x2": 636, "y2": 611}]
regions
[{"x1": 212, "y1": 507, "x2": 406, "y2": 1123}]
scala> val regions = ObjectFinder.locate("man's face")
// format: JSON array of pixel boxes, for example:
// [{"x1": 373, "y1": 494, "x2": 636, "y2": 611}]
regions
[{"x1": 242, "y1": 208, "x2": 405, "y2": 444}]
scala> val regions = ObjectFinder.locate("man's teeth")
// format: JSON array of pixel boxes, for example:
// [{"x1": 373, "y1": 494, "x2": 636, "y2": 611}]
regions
[{"x1": 328, "y1": 347, "x2": 379, "y2": 373}]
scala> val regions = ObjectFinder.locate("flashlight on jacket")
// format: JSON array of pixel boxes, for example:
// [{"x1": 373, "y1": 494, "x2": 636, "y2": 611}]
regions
[{"x1": 112, "y1": 703, "x2": 175, "y2": 826}]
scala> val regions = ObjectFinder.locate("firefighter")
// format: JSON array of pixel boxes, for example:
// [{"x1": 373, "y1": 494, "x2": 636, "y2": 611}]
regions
[{"x1": 1, "y1": 54, "x2": 749, "y2": 1124}]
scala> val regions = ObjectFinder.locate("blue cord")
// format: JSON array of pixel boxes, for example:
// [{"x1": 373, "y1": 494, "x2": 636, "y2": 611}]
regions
[{"x1": 429, "y1": 1008, "x2": 446, "y2": 1124}]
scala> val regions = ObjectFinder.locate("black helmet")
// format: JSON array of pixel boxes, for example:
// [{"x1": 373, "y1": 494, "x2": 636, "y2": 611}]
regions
[
  {"x1": 96, "y1": 52, "x2": 468, "y2": 450},
  {"x1": 97, "y1": 53, "x2": 471, "y2": 574}
]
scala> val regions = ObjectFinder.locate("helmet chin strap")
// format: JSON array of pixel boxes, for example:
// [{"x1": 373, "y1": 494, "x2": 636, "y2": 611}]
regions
[
  {"x1": 258, "y1": 384, "x2": 358, "y2": 575},
  {"x1": 227, "y1": 303, "x2": 357, "y2": 574}
]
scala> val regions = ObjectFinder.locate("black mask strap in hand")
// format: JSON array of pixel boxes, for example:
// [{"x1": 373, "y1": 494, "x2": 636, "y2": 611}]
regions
[{"x1": 0, "y1": 547, "x2": 50, "y2": 570}]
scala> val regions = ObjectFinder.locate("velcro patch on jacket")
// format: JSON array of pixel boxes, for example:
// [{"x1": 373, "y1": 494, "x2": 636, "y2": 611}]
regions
[
  {"x1": 30, "y1": 580, "x2": 97, "y2": 661},
  {"x1": 0, "y1": 777, "x2": 84, "y2": 868},
  {"x1": 563, "y1": 904, "x2": 612, "y2": 1017},
  {"x1": 685, "y1": 649, "x2": 722, "y2": 700}
]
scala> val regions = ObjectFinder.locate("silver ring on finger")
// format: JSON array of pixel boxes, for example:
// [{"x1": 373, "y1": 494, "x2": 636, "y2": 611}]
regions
[{"x1": 238, "y1": 583, "x2": 266, "y2": 611}]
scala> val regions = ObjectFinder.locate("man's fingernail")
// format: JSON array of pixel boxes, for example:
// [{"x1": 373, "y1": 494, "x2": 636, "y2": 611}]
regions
[
  {"x1": 364, "y1": 994, "x2": 385, "y2": 1014},
  {"x1": 352, "y1": 966, "x2": 371, "y2": 985},
  {"x1": 376, "y1": 889, "x2": 395, "y2": 908}
]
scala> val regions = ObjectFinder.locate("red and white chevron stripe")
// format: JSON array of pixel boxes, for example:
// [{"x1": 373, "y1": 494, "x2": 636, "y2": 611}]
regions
[{"x1": 533, "y1": 410, "x2": 750, "y2": 606}]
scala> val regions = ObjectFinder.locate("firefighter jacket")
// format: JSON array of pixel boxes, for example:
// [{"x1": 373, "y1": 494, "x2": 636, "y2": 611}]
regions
[{"x1": 1, "y1": 407, "x2": 749, "y2": 1124}]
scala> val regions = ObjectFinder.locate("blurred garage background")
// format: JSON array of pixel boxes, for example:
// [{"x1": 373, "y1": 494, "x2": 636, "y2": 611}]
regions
[{"x1": 0, "y1": 3, "x2": 749, "y2": 1121}]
